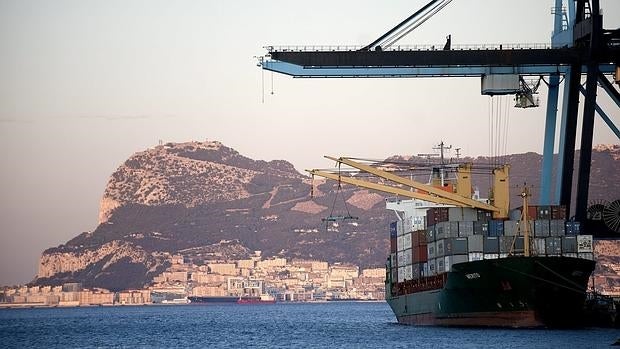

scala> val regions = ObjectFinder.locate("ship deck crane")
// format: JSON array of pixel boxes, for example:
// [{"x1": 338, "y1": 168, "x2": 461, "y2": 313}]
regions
[
  {"x1": 260, "y1": 0, "x2": 620, "y2": 224},
  {"x1": 308, "y1": 153, "x2": 510, "y2": 219}
]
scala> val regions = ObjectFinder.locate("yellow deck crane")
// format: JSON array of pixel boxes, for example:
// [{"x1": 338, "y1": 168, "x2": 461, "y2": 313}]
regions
[{"x1": 307, "y1": 156, "x2": 510, "y2": 220}]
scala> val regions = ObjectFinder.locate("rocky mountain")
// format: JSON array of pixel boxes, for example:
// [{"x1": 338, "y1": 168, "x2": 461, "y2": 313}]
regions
[{"x1": 34, "y1": 141, "x2": 620, "y2": 291}]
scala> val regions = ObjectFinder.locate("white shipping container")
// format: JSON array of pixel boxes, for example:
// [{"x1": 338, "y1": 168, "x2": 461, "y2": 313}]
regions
[
  {"x1": 483, "y1": 253, "x2": 499, "y2": 260},
  {"x1": 405, "y1": 265, "x2": 414, "y2": 280},
  {"x1": 577, "y1": 235, "x2": 593, "y2": 253},
  {"x1": 423, "y1": 262, "x2": 430, "y2": 277},
  {"x1": 499, "y1": 253, "x2": 508, "y2": 259},
  {"x1": 428, "y1": 242, "x2": 436, "y2": 259},
  {"x1": 397, "y1": 251, "x2": 405, "y2": 266},
  {"x1": 444, "y1": 254, "x2": 469, "y2": 272},
  {"x1": 390, "y1": 253, "x2": 397, "y2": 267},
  {"x1": 562, "y1": 253, "x2": 578, "y2": 258},
  {"x1": 428, "y1": 258, "x2": 436, "y2": 276},
  {"x1": 533, "y1": 238, "x2": 546, "y2": 256},
  {"x1": 403, "y1": 233, "x2": 412, "y2": 250},
  {"x1": 578, "y1": 252, "x2": 594, "y2": 260},
  {"x1": 403, "y1": 248, "x2": 412, "y2": 265},
  {"x1": 398, "y1": 266, "x2": 405, "y2": 283},
  {"x1": 397, "y1": 220, "x2": 405, "y2": 236},
  {"x1": 468, "y1": 252, "x2": 484, "y2": 262},
  {"x1": 397, "y1": 235, "x2": 405, "y2": 252},
  {"x1": 436, "y1": 258, "x2": 445, "y2": 274}
]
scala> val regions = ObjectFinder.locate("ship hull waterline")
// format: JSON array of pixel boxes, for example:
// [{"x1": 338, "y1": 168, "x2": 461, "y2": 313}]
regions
[{"x1": 386, "y1": 256, "x2": 595, "y2": 328}]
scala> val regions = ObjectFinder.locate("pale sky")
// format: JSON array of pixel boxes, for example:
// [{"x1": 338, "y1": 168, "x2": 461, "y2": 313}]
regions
[{"x1": 1, "y1": 0, "x2": 618, "y2": 285}]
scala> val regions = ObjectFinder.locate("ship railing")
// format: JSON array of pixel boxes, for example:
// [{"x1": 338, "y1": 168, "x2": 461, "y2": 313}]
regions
[{"x1": 266, "y1": 43, "x2": 552, "y2": 52}]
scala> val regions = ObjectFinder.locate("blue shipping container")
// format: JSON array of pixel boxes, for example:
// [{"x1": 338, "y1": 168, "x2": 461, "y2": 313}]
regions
[
  {"x1": 390, "y1": 222, "x2": 398, "y2": 238},
  {"x1": 488, "y1": 220, "x2": 505, "y2": 237}
]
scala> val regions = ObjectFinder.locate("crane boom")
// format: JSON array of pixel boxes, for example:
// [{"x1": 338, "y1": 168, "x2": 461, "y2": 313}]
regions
[
  {"x1": 324, "y1": 156, "x2": 501, "y2": 213},
  {"x1": 307, "y1": 169, "x2": 455, "y2": 205}
]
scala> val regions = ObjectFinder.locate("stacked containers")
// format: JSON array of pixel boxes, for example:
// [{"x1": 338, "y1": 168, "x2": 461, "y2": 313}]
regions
[{"x1": 390, "y1": 205, "x2": 594, "y2": 285}]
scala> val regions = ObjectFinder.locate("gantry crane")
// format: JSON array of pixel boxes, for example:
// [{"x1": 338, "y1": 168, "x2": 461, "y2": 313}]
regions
[{"x1": 259, "y1": 0, "x2": 620, "y2": 225}]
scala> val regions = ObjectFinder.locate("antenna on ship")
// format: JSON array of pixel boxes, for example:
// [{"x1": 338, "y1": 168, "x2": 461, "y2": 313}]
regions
[{"x1": 519, "y1": 184, "x2": 532, "y2": 257}]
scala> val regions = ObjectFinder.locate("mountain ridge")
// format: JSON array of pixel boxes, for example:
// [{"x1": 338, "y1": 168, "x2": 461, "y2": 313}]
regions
[{"x1": 34, "y1": 141, "x2": 620, "y2": 291}]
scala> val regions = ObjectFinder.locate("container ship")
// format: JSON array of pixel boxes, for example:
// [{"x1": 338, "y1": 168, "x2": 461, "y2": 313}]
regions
[{"x1": 308, "y1": 145, "x2": 596, "y2": 328}]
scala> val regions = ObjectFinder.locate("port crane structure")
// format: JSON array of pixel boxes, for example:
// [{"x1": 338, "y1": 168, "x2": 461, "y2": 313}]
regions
[{"x1": 259, "y1": 0, "x2": 620, "y2": 223}]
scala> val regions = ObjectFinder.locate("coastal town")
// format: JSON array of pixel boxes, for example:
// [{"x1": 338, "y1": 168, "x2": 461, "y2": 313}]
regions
[{"x1": 0, "y1": 252, "x2": 386, "y2": 307}]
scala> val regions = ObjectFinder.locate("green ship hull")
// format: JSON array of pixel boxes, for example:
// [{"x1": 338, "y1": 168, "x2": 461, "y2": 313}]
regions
[{"x1": 386, "y1": 256, "x2": 596, "y2": 327}]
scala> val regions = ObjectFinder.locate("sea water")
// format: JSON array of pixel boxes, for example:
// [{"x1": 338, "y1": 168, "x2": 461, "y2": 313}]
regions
[{"x1": 0, "y1": 302, "x2": 617, "y2": 348}]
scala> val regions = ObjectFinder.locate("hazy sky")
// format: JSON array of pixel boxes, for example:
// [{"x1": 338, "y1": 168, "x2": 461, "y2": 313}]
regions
[{"x1": 1, "y1": 0, "x2": 619, "y2": 285}]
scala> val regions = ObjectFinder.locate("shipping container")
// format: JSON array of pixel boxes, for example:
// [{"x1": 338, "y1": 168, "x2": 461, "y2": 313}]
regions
[
  {"x1": 444, "y1": 237, "x2": 469, "y2": 255},
  {"x1": 551, "y1": 205, "x2": 567, "y2": 220},
  {"x1": 458, "y1": 221, "x2": 474, "y2": 237},
  {"x1": 397, "y1": 220, "x2": 405, "y2": 236},
  {"x1": 533, "y1": 238, "x2": 546, "y2": 256},
  {"x1": 474, "y1": 221, "x2": 489, "y2": 235},
  {"x1": 391, "y1": 237, "x2": 397, "y2": 253},
  {"x1": 562, "y1": 253, "x2": 578, "y2": 258},
  {"x1": 412, "y1": 245, "x2": 428, "y2": 263},
  {"x1": 436, "y1": 239, "x2": 445, "y2": 257},
  {"x1": 435, "y1": 221, "x2": 459, "y2": 240},
  {"x1": 403, "y1": 233, "x2": 412, "y2": 250},
  {"x1": 404, "y1": 265, "x2": 413, "y2": 281},
  {"x1": 390, "y1": 222, "x2": 398, "y2": 238},
  {"x1": 565, "y1": 221, "x2": 581, "y2": 236},
  {"x1": 578, "y1": 252, "x2": 594, "y2": 260},
  {"x1": 426, "y1": 225, "x2": 436, "y2": 243},
  {"x1": 427, "y1": 243, "x2": 436, "y2": 259},
  {"x1": 390, "y1": 253, "x2": 397, "y2": 267},
  {"x1": 427, "y1": 207, "x2": 449, "y2": 225},
  {"x1": 483, "y1": 236, "x2": 500, "y2": 253},
  {"x1": 549, "y1": 220, "x2": 566, "y2": 237},
  {"x1": 412, "y1": 230, "x2": 427, "y2": 246},
  {"x1": 398, "y1": 266, "x2": 405, "y2": 283},
  {"x1": 499, "y1": 236, "x2": 524, "y2": 254},
  {"x1": 504, "y1": 220, "x2": 519, "y2": 236},
  {"x1": 428, "y1": 258, "x2": 436, "y2": 276},
  {"x1": 423, "y1": 262, "x2": 430, "y2": 277},
  {"x1": 444, "y1": 254, "x2": 469, "y2": 272},
  {"x1": 561, "y1": 236, "x2": 577, "y2": 253},
  {"x1": 467, "y1": 235, "x2": 484, "y2": 252},
  {"x1": 403, "y1": 248, "x2": 412, "y2": 265},
  {"x1": 448, "y1": 207, "x2": 478, "y2": 222},
  {"x1": 546, "y1": 237, "x2": 562, "y2": 255},
  {"x1": 516, "y1": 206, "x2": 538, "y2": 220},
  {"x1": 483, "y1": 253, "x2": 499, "y2": 259},
  {"x1": 436, "y1": 258, "x2": 446, "y2": 274},
  {"x1": 537, "y1": 206, "x2": 551, "y2": 220},
  {"x1": 534, "y1": 220, "x2": 550, "y2": 237},
  {"x1": 468, "y1": 252, "x2": 484, "y2": 261},
  {"x1": 477, "y1": 209, "x2": 493, "y2": 222},
  {"x1": 488, "y1": 220, "x2": 505, "y2": 237},
  {"x1": 391, "y1": 268, "x2": 398, "y2": 282},
  {"x1": 577, "y1": 235, "x2": 593, "y2": 253},
  {"x1": 397, "y1": 251, "x2": 405, "y2": 266},
  {"x1": 411, "y1": 263, "x2": 423, "y2": 279}
]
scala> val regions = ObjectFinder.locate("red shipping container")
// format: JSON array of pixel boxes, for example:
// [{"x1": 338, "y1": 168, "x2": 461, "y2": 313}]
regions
[
  {"x1": 516, "y1": 206, "x2": 537, "y2": 220},
  {"x1": 412, "y1": 230, "x2": 427, "y2": 247},
  {"x1": 427, "y1": 208, "x2": 449, "y2": 225},
  {"x1": 390, "y1": 237, "x2": 397, "y2": 253},
  {"x1": 412, "y1": 245, "x2": 428, "y2": 263},
  {"x1": 551, "y1": 205, "x2": 567, "y2": 220}
]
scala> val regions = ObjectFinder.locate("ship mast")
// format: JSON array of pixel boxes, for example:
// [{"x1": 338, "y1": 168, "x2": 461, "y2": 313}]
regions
[{"x1": 520, "y1": 185, "x2": 531, "y2": 257}]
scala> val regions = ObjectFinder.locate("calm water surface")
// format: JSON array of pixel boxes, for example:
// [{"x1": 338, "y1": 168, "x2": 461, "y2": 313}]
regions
[{"x1": 0, "y1": 302, "x2": 617, "y2": 348}]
